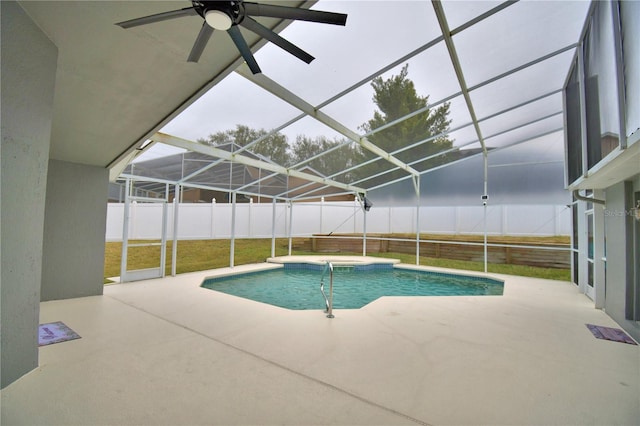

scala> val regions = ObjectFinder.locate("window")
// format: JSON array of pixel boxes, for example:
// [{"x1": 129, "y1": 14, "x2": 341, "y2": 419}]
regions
[
  {"x1": 582, "y1": 1, "x2": 622, "y2": 166},
  {"x1": 564, "y1": 59, "x2": 583, "y2": 184}
]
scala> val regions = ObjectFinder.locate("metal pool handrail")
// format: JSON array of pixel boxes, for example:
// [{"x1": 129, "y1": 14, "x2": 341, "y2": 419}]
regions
[{"x1": 320, "y1": 261, "x2": 334, "y2": 318}]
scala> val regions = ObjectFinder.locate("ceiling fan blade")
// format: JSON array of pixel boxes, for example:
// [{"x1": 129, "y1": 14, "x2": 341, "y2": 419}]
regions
[
  {"x1": 227, "y1": 26, "x2": 262, "y2": 74},
  {"x1": 187, "y1": 22, "x2": 214, "y2": 63},
  {"x1": 240, "y1": 17, "x2": 314, "y2": 64},
  {"x1": 243, "y1": 3, "x2": 347, "y2": 26},
  {"x1": 116, "y1": 7, "x2": 198, "y2": 29}
]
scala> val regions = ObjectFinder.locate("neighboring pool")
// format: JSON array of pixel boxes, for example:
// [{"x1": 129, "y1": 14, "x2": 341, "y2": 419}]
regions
[{"x1": 201, "y1": 264, "x2": 503, "y2": 310}]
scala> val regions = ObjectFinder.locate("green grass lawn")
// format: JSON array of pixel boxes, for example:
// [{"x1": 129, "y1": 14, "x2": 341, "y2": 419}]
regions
[
  {"x1": 105, "y1": 237, "x2": 570, "y2": 283},
  {"x1": 104, "y1": 238, "x2": 296, "y2": 280}
]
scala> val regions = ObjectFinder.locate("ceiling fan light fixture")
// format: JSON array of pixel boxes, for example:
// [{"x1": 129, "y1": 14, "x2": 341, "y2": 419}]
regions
[{"x1": 205, "y1": 9, "x2": 232, "y2": 30}]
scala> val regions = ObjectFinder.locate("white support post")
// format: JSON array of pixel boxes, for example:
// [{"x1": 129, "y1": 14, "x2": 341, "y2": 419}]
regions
[
  {"x1": 483, "y1": 202, "x2": 488, "y2": 273},
  {"x1": 354, "y1": 197, "x2": 358, "y2": 234},
  {"x1": 248, "y1": 198, "x2": 253, "y2": 237},
  {"x1": 577, "y1": 195, "x2": 588, "y2": 294},
  {"x1": 593, "y1": 189, "x2": 606, "y2": 308},
  {"x1": 171, "y1": 185, "x2": 180, "y2": 277},
  {"x1": 414, "y1": 176, "x2": 421, "y2": 265},
  {"x1": 130, "y1": 200, "x2": 137, "y2": 240},
  {"x1": 287, "y1": 201, "x2": 293, "y2": 256},
  {"x1": 416, "y1": 205, "x2": 420, "y2": 265},
  {"x1": 483, "y1": 156, "x2": 489, "y2": 274},
  {"x1": 210, "y1": 198, "x2": 216, "y2": 238},
  {"x1": 160, "y1": 201, "x2": 168, "y2": 278},
  {"x1": 271, "y1": 198, "x2": 277, "y2": 258},
  {"x1": 501, "y1": 205, "x2": 508, "y2": 236},
  {"x1": 362, "y1": 198, "x2": 367, "y2": 257},
  {"x1": 320, "y1": 197, "x2": 324, "y2": 234},
  {"x1": 120, "y1": 178, "x2": 132, "y2": 281},
  {"x1": 230, "y1": 192, "x2": 236, "y2": 268}
]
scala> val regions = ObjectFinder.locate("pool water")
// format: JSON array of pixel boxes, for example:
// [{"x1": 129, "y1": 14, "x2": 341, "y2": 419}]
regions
[{"x1": 201, "y1": 265, "x2": 503, "y2": 310}]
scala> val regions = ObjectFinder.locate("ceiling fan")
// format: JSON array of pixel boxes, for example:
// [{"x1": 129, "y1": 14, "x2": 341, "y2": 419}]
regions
[{"x1": 116, "y1": 1, "x2": 347, "y2": 74}]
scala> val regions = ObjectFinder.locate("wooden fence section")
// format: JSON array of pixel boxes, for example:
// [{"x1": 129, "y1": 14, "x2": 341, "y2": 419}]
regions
[{"x1": 300, "y1": 234, "x2": 570, "y2": 269}]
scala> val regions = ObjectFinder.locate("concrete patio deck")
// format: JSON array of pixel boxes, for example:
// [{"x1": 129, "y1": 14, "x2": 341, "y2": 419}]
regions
[{"x1": 2, "y1": 259, "x2": 638, "y2": 425}]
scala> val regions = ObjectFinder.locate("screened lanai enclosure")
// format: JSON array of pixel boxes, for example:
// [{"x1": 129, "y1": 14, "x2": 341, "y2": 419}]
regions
[
  {"x1": 7, "y1": 0, "x2": 640, "y2": 410},
  {"x1": 111, "y1": 0, "x2": 593, "y2": 281}
]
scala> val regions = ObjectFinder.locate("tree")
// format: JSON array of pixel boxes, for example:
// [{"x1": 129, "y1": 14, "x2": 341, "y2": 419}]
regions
[
  {"x1": 198, "y1": 124, "x2": 290, "y2": 166},
  {"x1": 357, "y1": 64, "x2": 453, "y2": 183},
  {"x1": 290, "y1": 135, "x2": 360, "y2": 182}
]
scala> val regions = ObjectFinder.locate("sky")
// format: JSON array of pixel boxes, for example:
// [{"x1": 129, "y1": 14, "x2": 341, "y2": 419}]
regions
[
  {"x1": 157, "y1": 1, "x2": 447, "y2": 147},
  {"x1": 136, "y1": 0, "x2": 589, "y2": 204}
]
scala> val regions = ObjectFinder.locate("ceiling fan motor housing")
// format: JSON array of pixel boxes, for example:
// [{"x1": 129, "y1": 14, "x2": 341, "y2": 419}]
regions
[{"x1": 193, "y1": 1, "x2": 244, "y2": 28}]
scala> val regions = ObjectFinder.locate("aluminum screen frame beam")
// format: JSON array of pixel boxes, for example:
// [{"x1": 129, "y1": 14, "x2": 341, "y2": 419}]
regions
[
  {"x1": 236, "y1": 64, "x2": 420, "y2": 179},
  {"x1": 432, "y1": 0, "x2": 490, "y2": 272},
  {"x1": 151, "y1": 132, "x2": 366, "y2": 195}
]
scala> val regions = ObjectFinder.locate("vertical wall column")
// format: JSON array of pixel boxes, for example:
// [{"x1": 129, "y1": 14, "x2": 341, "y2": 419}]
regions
[
  {"x1": 604, "y1": 181, "x2": 640, "y2": 342},
  {"x1": 41, "y1": 160, "x2": 108, "y2": 300},
  {"x1": 1, "y1": 1, "x2": 58, "y2": 388}
]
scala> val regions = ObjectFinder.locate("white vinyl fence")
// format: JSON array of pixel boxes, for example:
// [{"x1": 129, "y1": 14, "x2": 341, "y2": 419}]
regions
[{"x1": 106, "y1": 201, "x2": 571, "y2": 242}]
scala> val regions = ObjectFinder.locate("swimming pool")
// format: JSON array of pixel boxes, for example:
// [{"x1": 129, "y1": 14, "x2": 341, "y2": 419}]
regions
[{"x1": 201, "y1": 263, "x2": 503, "y2": 310}]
